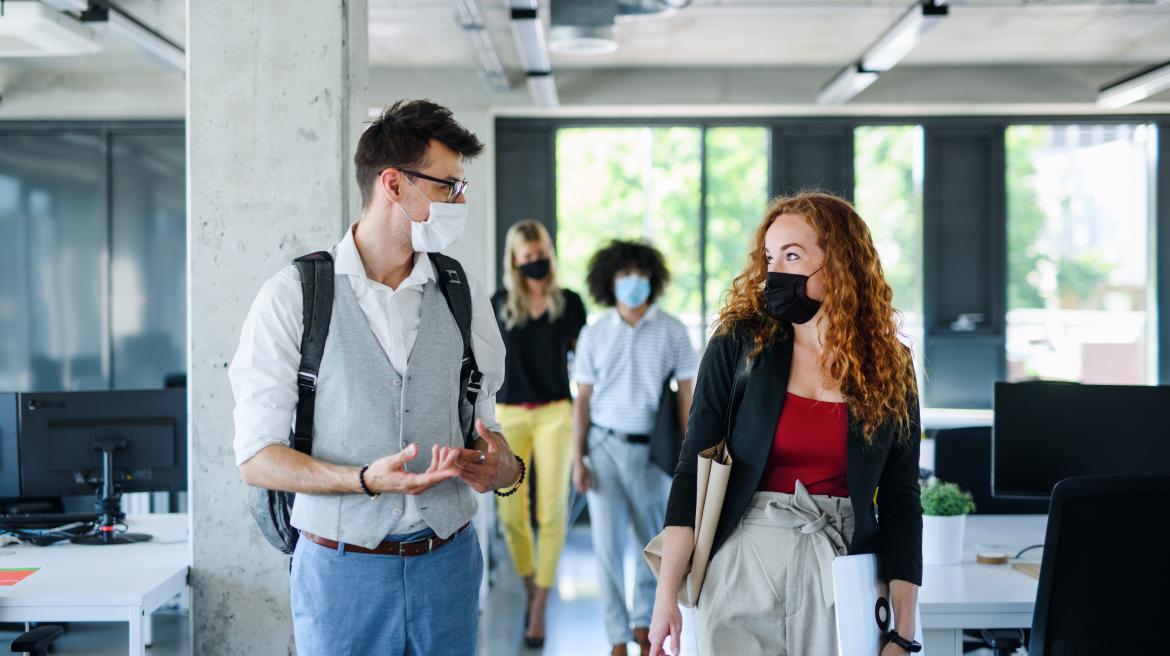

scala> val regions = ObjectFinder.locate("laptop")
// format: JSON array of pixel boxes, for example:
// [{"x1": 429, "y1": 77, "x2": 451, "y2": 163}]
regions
[{"x1": 833, "y1": 553, "x2": 924, "y2": 655}]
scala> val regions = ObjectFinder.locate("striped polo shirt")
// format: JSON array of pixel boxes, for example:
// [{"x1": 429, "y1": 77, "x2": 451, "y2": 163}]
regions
[{"x1": 572, "y1": 306, "x2": 699, "y2": 435}]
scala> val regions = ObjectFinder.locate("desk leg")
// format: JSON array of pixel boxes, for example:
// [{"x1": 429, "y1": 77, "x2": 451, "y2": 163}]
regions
[
  {"x1": 128, "y1": 606, "x2": 146, "y2": 656},
  {"x1": 145, "y1": 611, "x2": 154, "y2": 647},
  {"x1": 924, "y1": 628, "x2": 962, "y2": 656}
]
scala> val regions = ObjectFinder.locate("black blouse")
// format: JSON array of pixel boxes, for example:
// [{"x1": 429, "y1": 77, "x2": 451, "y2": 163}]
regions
[
  {"x1": 664, "y1": 327, "x2": 924, "y2": 586},
  {"x1": 491, "y1": 288, "x2": 587, "y2": 405}
]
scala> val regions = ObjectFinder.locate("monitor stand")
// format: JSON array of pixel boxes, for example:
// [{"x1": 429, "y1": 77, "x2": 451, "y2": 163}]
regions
[{"x1": 70, "y1": 438, "x2": 152, "y2": 545}]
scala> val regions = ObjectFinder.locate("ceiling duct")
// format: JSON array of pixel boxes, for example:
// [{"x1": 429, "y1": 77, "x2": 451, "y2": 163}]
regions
[
  {"x1": 549, "y1": 0, "x2": 691, "y2": 56},
  {"x1": 550, "y1": 0, "x2": 618, "y2": 56}
]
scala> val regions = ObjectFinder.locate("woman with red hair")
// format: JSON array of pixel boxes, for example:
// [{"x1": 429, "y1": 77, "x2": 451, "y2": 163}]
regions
[{"x1": 649, "y1": 192, "x2": 923, "y2": 656}]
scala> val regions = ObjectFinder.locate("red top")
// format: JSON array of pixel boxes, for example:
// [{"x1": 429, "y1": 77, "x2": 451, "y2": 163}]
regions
[{"x1": 758, "y1": 392, "x2": 850, "y2": 497}]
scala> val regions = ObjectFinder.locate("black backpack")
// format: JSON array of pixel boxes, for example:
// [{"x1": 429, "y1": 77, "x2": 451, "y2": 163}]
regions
[{"x1": 247, "y1": 250, "x2": 483, "y2": 555}]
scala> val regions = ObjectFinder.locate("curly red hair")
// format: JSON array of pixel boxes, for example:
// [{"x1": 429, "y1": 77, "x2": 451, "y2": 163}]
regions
[{"x1": 715, "y1": 192, "x2": 917, "y2": 443}]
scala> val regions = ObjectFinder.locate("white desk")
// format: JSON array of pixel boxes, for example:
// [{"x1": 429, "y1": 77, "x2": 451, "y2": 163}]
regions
[
  {"x1": 0, "y1": 513, "x2": 189, "y2": 656},
  {"x1": 919, "y1": 515, "x2": 1046, "y2": 656},
  {"x1": 921, "y1": 408, "x2": 994, "y2": 431}
]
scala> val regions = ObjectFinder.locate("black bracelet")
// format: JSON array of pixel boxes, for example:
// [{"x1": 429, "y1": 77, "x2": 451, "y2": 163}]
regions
[
  {"x1": 494, "y1": 455, "x2": 526, "y2": 497},
  {"x1": 358, "y1": 464, "x2": 379, "y2": 499}
]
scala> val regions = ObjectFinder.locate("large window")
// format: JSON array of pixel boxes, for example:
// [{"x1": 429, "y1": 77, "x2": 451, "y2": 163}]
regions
[
  {"x1": 555, "y1": 125, "x2": 768, "y2": 346},
  {"x1": 0, "y1": 125, "x2": 186, "y2": 392},
  {"x1": 854, "y1": 125, "x2": 925, "y2": 374},
  {"x1": 502, "y1": 115, "x2": 1168, "y2": 407},
  {"x1": 1006, "y1": 124, "x2": 1157, "y2": 384}
]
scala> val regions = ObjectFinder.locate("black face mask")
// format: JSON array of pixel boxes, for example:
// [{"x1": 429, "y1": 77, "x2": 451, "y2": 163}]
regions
[
  {"x1": 518, "y1": 258, "x2": 551, "y2": 280},
  {"x1": 764, "y1": 268, "x2": 823, "y2": 324}
]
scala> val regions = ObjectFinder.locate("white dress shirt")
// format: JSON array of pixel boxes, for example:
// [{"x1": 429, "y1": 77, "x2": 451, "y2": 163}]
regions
[{"x1": 230, "y1": 225, "x2": 506, "y2": 534}]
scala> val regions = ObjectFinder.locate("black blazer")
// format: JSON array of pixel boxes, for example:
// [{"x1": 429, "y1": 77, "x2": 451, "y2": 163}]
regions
[{"x1": 663, "y1": 327, "x2": 923, "y2": 586}]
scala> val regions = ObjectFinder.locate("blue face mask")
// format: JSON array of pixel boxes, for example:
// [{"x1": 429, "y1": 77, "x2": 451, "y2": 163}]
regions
[{"x1": 614, "y1": 274, "x2": 651, "y2": 308}]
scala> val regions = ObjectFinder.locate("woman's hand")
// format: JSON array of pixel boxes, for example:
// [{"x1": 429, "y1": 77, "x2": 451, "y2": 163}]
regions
[{"x1": 648, "y1": 593, "x2": 683, "y2": 656}]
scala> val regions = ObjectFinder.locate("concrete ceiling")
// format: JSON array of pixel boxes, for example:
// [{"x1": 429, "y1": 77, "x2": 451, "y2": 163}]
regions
[
  {"x1": 5, "y1": 1, "x2": 1169, "y2": 73},
  {"x1": 368, "y1": 0, "x2": 1170, "y2": 69},
  {"x1": 3, "y1": 0, "x2": 1170, "y2": 113}
]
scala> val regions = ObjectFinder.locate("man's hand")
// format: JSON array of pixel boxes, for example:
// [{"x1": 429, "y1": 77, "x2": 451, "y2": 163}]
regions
[
  {"x1": 364, "y1": 443, "x2": 461, "y2": 495},
  {"x1": 572, "y1": 456, "x2": 592, "y2": 493},
  {"x1": 455, "y1": 418, "x2": 519, "y2": 493}
]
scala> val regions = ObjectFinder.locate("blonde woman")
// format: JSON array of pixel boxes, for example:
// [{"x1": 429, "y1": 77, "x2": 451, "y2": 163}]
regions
[{"x1": 491, "y1": 220, "x2": 587, "y2": 647}]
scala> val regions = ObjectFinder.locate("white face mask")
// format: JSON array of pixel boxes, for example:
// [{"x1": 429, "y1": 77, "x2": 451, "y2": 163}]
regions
[{"x1": 401, "y1": 176, "x2": 468, "y2": 253}]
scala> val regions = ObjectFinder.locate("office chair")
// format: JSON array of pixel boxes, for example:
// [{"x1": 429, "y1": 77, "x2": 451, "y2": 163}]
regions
[
  {"x1": 1027, "y1": 474, "x2": 1170, "y2": 655},
  {"x1": 10, "y1": 625, "x2": 63, "y2": 656}
]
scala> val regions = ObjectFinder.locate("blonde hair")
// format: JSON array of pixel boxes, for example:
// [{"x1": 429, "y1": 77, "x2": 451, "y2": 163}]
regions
[{"x1": 501, "y1": 220, "x2": 565, "y2": 330}]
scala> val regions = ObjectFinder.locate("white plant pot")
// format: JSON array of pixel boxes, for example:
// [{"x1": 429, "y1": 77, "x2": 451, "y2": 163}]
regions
[{"x1": 923, "y1": 514, "x2": 966, "y2": 565}]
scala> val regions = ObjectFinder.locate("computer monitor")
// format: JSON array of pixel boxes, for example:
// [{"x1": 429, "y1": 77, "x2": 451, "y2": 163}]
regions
[
  {"x1": 0, "y1": 389, "x2": 186, "y2": 544},
  {"x1": 0, "y1": 389, "x2": 186, "y2": 499},
  {"x1": 992, "y1": 381, "x2": 1170, "y2": 499}
]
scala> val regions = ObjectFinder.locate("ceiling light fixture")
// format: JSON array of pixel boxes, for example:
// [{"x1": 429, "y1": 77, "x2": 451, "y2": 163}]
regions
[
  {"x1": 816, "y1": 0, "x2": 947, "y2": 106},
  {"x1": 1097, "y1": 60, "x2": 1170, "y2": 109}
]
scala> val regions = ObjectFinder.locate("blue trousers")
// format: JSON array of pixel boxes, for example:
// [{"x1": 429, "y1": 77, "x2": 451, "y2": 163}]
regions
[{"x1": 291, "y1": 525, "x2": 483, "y2": 656}]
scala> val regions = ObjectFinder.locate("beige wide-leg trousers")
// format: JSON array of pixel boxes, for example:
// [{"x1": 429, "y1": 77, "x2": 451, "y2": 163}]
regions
[{"x1": 695, "y1": 481, "x2": 855, "y2": 656}]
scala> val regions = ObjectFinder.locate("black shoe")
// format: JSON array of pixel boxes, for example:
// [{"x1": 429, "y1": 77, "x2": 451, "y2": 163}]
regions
[{"x1": 523, "y1": 635, "x2": 546, "y2": 649}]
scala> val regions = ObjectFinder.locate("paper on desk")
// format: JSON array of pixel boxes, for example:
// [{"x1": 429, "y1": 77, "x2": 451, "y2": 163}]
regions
[{"x1": 0, "y1": 568, "x2": 40, "y2": 586}]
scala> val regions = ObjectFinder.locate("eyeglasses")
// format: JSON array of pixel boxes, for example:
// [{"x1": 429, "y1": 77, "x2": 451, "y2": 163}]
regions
[{"x1": 398, "y1": 168, "x2": 470, "y2": 203}]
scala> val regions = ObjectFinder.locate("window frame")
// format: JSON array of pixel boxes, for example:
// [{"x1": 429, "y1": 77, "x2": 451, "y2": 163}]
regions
[{"x1": 495, "y1": 114, "x2": 1170, "y2": 407}]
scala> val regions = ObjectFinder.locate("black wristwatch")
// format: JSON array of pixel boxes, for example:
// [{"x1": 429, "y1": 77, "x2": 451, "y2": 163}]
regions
[
  {"x1": 884, "y1": 631, "x2": 921, "y2": 650},
  {"x1": 886, "y1": 629, "x2": 922, "y2": 653}
]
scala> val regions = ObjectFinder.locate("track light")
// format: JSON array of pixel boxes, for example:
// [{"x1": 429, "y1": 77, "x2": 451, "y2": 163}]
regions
[
  {"x1": 816, "y1": 64, "x2": 879, "y2": 106},
  {"x1": 1097, "y1": 61, "x2": 1170, "y2": 109},
  {"x1": 861, "y1": 0, "x2": 948, "y2": 73}
]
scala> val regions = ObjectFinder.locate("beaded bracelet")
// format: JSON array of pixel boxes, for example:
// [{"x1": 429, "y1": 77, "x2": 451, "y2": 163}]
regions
[
  {"x1": 494, "y1": 455, "x2": 526, "y2": 498},
  {"x1": 359, "y1": 464, "x2": 380, "y2": 499}
]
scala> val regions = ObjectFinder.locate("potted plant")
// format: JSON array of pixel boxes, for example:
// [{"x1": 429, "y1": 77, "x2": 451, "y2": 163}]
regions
[{"x1": 921, "y1": 480, "x2": 976, "y2": 565}]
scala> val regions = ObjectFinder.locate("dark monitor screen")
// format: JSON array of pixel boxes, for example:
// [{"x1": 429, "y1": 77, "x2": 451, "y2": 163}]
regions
[
  {"x1": 15, "y1": 389, "x2": 187, "y2": 498},
  {"x1": 992, "y1": 381, "x2": 1170, "y2": 499}
]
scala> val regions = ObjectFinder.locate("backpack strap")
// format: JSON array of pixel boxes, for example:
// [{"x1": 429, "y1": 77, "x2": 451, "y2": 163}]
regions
[
  {"x1": 428, "y1": 252, "x2": 483, "y2": 448},
  {"x1": 290, "y1": 251, "x2": 334, "y2": 455}
]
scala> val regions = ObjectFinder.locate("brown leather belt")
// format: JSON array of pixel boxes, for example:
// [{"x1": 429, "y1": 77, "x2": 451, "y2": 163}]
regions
[{"x1": 301, "y1": 523, "x2": 468, "y2": 557}]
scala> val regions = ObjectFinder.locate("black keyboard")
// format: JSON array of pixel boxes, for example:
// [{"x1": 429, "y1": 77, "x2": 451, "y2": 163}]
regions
[{"x1": 0, "y1": 512, "x2": 99, "y2": 529}]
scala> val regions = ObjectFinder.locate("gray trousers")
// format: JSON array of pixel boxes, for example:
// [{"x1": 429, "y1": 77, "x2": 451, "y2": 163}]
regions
[
  {"x1": 585, "y1": 425, "x2": 671, "y2": 646},
  {"x1": 695, "y1": 483, "x2": 855, "y2": 656}
]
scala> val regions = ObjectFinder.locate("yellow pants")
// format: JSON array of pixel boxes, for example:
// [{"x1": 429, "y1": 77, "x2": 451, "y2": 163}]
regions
[{"x1": 496, "y1": 400, "x2": 574, "y2": 589}]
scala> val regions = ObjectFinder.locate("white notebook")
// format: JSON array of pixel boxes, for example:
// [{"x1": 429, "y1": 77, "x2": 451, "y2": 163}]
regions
[{"x1": 832, "y1": 553, "x2": 925, "y2": 656}]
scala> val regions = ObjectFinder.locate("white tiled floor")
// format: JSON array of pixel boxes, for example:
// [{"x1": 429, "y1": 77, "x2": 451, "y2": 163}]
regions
[
  {"x1": 0, "y1": 517, "x2": 669, "y2": 656},
  {"x1": 479, "y1": 522, "x2": 639, "y2": 656}
]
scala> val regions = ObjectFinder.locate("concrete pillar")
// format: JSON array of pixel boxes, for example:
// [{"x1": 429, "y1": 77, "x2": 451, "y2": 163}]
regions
[{"x1": 187, "y1": 2, "x2": 367, "y2": 653}]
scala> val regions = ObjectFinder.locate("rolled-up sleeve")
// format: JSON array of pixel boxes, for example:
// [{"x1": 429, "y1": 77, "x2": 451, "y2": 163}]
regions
[
  {"x1": 664, "y1": 331, "x2": 739, "y2": 528},
  {"x1": 468, "y1": 274, "x2": 505, "y2": 435},
  {"x1": 229, "y1": 267, "x2": 303, "y2": 467},
  {"x1": 877, "y1": 365, "x2": 924, "y2": 586}
]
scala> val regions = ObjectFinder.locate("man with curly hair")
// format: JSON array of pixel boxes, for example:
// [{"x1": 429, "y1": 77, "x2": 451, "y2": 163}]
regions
[{"x1": 571, "y1": 239, "x2": 698, "y2": 656}]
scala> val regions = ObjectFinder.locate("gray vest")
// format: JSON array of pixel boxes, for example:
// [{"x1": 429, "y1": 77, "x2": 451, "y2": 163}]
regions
[{"x1": 289, "y1": 271, "x2": 477, "y2": 547}]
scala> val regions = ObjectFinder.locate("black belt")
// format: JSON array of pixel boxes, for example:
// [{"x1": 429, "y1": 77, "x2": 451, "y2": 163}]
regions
[{"x1": 593, "y1": 424, "x2": 650, "y2": 444}]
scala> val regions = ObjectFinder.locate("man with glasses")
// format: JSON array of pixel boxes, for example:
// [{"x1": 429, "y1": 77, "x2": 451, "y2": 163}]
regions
[{"x1": 231, "y1": 99, "x2": 521, "y2": 654}]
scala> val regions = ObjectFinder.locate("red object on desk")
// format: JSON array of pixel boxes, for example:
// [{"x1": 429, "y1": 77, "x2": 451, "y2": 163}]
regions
[{"x1": 0, "y1": 568, "x2": 40, "y2": 586}]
